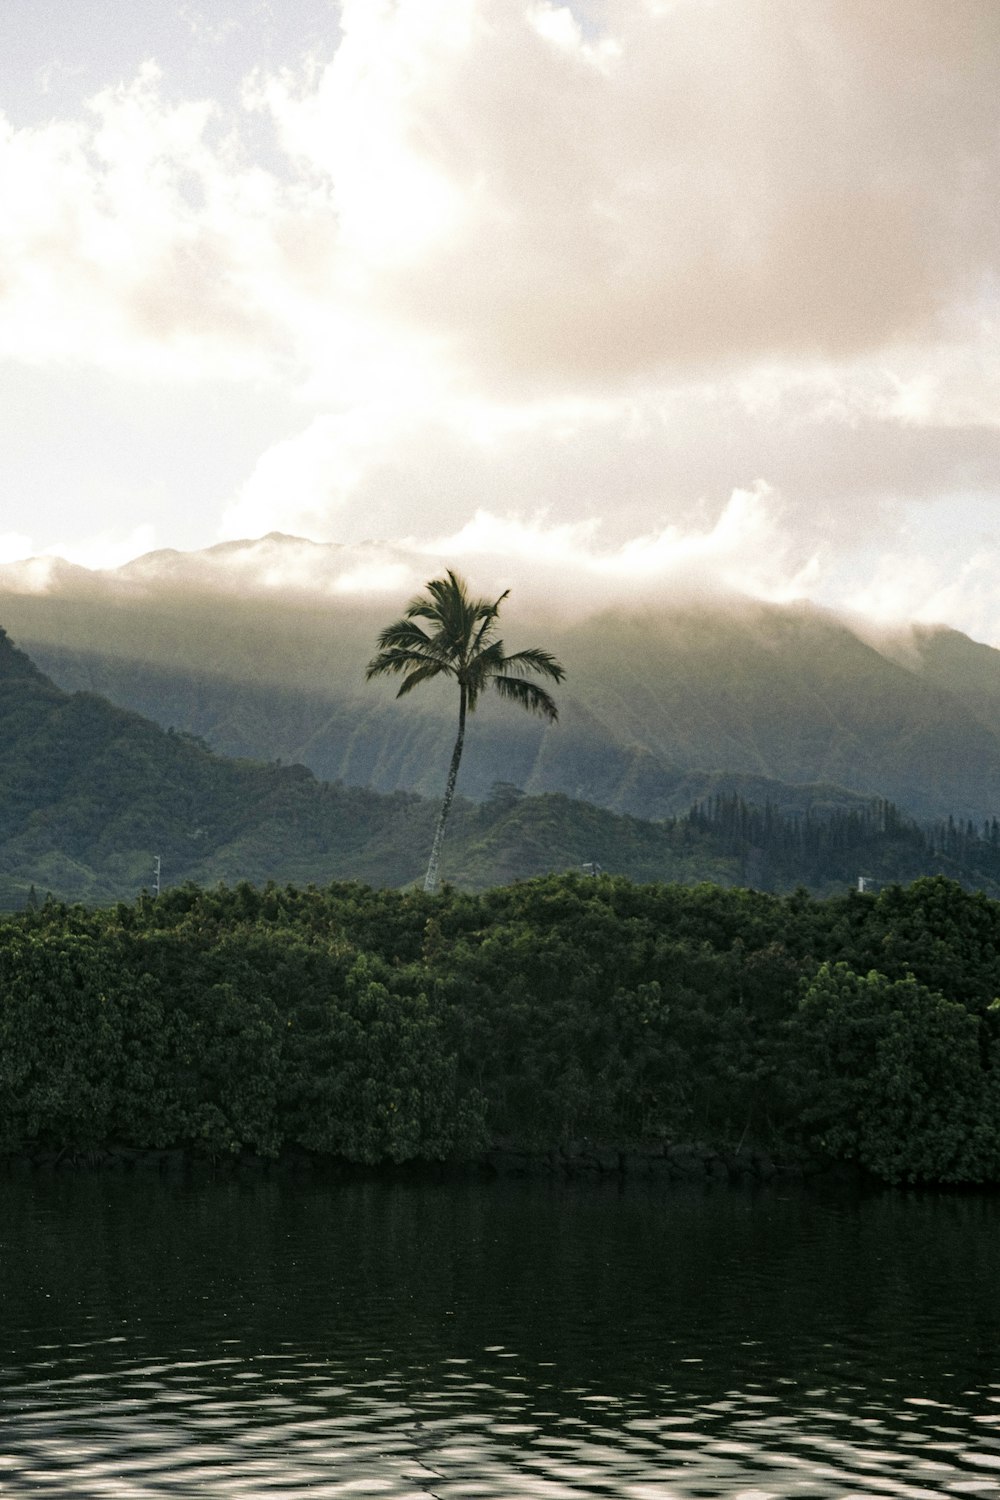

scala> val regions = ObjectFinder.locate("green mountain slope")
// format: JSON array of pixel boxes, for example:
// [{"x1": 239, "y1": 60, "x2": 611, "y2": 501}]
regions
[
  {"x1": 9, "y1": 565, "x2": 1000, "y2": 822},
  {"x1": 0, "y1": 627, "x2": 439, "y2": 903},
  {"x1": 2, "y1": 626, "x2": 1000, "y2": 906},
  {"x1": 0, "y1": 623, "x2": 745, "y2": 902}
]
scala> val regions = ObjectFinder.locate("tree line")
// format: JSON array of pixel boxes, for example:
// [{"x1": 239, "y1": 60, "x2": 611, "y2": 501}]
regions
[
  {"x1": 675, "y1": 793, "x2": 1000, "y2": 894},
  {"x1": 2, "y1": 872, "x2": 999, "y2": 1184}
]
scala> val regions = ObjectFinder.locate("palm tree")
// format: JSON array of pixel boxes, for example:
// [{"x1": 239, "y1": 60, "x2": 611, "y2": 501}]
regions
[{"x1": 366, "y1": 570, "x2": 565, "y2": 893}]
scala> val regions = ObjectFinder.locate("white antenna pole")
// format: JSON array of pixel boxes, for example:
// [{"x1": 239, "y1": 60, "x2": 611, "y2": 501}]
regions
[{"x1": 153, "y1": 855, "x2": 161, "y2": 898}]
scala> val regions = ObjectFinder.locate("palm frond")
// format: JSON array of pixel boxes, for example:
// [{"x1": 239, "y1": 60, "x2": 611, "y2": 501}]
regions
[
  {"x1": 366, "y1": 646, "x2": 440, "y2": 680},
  {"x1": 406, "y1": 571, "x2": 472, "y2": 629},
  {"x1": 462, "y1": 638, "x2": 506, "y2": 711},
  {"x1": 406, "y1": 571, "x2": 506, "y2": 661},
  {"x1": 395, "y1": 662, "x2": 450, "y2": 697},
  {"x1": 405, "y1": 582, "x2": 448, "y2": 626},
  {"x1": 495, "y1": 646, "x2": 565, "y2": 683},
  {"x1": 470, "y1": 590, "x2": 509, "y2": 655},
  {"x1": 490, "y1": 674, "x2": 560, "y2": 722},
  {"x1": 374, "y1": 618, "x2": 436, "y2": 653},
  {"x1": 366, "y1": 617, "x2": 456, "y2": 680},
  {"x1": 465, "y1": 636, "x2": 505, "y2": 679}
]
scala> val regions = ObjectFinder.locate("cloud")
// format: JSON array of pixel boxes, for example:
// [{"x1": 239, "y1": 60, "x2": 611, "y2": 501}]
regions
[
  {"x1": 42, "y1": 485, "x2": 818, "y2": 619},
  {"x1": 1, "y1": 0, "x2": 1000, "y2": 648},
  {"x1": 3, "y1": 1, "x2": 998, "y2": 391},
  {"x1": 0, "y1": 533, "x2": 33, "y2": 565},
  {"x1": 220, "y1": 396, "x2": 654, "y2": 544},
  {"x1": 0, "y1": 63, "x2": 294, "y2": 377},
  {"x1": 52, "y1": 523, "x2": 160, "y2": 572},
  {"x1": 414, "y1": 482, "x2": 823, "y2": 611},
  {"x1": 844, "y1": 542, "x2": 1000, "y2": 647},
  {"x1": 258, "y1": 0, "x2": 1000, "y2": 389},
  {"x1": 10, "y1": 490, "x2": 1000, "y2": 648},
  {"x1": 220, "y1": 369, "x2": 1000, "y2": 563}
]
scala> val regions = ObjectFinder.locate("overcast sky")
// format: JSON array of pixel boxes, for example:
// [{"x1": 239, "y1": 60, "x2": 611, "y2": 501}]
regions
[{"x1": 2, "y1": 1, "x2": 1000, "y2": 639}]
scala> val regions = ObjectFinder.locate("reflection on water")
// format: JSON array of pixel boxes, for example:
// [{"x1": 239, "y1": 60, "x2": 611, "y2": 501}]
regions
[{"x1": 1, "y1": 1172, "x2": 999, "y2": 1497}]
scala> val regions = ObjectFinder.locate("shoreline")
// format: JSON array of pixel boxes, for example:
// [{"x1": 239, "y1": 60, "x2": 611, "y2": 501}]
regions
[{"x1": 0, "y1": 1138, "x2": 856, "y2": 1187}]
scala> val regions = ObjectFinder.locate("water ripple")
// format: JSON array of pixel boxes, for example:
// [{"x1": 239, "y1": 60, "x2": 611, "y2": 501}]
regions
[{"x1": 2, "y1": 1177, "x2": 1000, "y2": 1497}]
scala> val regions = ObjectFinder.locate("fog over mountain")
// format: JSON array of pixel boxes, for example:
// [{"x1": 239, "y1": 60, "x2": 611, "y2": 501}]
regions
[{"x1": 4, "y1": 534, "x2": 1000, "y2": 825}]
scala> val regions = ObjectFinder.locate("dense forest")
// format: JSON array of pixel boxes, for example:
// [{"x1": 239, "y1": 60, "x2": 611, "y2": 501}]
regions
[
  {"x1": 2, "y1": 873, "x2": 999, "y2": 1186},
  {"x1": 681, "y1": 793, "x2": 1000, "y2": 894},
  {"x1": 4, "y1": 621, "x2": 1000, "y2": 1189}
]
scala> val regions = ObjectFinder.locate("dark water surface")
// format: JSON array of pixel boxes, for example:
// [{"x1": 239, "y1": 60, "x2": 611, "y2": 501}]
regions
[{"x1": 1, "y1": 1172, "x2": 999, "y2": 1498}]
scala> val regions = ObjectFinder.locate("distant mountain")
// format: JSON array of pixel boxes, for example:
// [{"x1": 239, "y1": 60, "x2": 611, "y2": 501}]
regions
[
  {"x1": 0, "y1": 626, "x2": 747, "y2": 903},
  {"x1": 0, "y1": 626, "x2": 734, "y2": 905},
  {"x1": 5, "y1": 535, "x2": 1000, "y2": 823},
  {"x1": 1, "y1": 627, "x2": 998, "y2": 907}
]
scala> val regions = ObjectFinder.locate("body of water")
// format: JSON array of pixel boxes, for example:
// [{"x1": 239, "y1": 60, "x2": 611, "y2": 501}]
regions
[{"x1": 1, "y1": 1170, "x2": 999, "y2": 1497}]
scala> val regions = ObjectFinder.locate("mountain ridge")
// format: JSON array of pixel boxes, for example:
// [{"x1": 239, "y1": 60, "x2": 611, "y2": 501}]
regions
[
  {"x1": 5, "y1": 623, "x2": 1000, "y2": 906},
  {"x1": 4, "y1": 535, "x2": 1000, "y2": 823}
]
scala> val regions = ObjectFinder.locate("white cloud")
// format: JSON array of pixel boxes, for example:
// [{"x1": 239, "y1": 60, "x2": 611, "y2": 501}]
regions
[
  {"x1": 330, "y1": 560, "x2": 417, "y2": 596},
  {"x1": 3, "y1": 0, "x2": 998, "y2": 394},
  {"x1": 0, "y1": 64, "x2": 292, "y2": 377},
  {"x1": 0, "y1": 533, "x2": 33, "y2": 565},
  {"x1": 1, "y1": 0, "x2": 1000, "y2": 646},
  {"x1": 413, "y1": 483, "x2": 822, "y2": 612},
  {"x1": 12, "y1": 492, "x2": 1000, "y2": 648},
  {"x1": 220, "y1": 396, "x2": 643, "y2": 544},
  {"x1": 845, "y1": 543, "x2": 1000, "y2": 646},
  {"x1": 0, "y1": 522, "x2": 159, "y2": 577},
  {"x1": 282, "y1": 0, "x2": 1000, "y2": 387},
  {"x1": 116, "y1": 484, "x2": 826, "y2": 620},
  {"x1": 47, "y1": 524, "x2": 160, "y2": 573}
]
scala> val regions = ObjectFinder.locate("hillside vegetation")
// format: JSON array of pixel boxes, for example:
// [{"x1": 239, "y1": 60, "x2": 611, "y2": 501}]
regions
[
  {"x1": 8, "y1": 539, "x2": 1000, "y2": 821},
  {"x1": 3, "y1": 628, "x2": 1000, "y2": 906}
]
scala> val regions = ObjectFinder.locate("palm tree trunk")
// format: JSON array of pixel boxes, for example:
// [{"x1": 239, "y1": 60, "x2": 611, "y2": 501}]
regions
[{"x1": 424, "y1": 685, "x2": 466, "y2": 894}]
